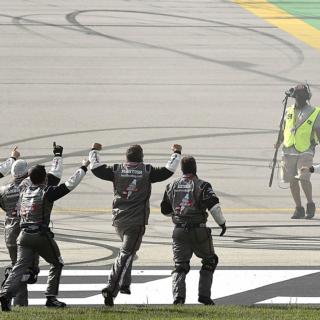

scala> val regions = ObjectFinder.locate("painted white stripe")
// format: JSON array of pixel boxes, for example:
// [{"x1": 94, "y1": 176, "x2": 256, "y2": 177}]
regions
[
  {"x1": 28, "y1": 269, "x2": 320, "y2": 305},
  {"x1": 27, "y1": 296, "x2": 103, "y2": 306},
  {"x1": 257, "y1": 297, "x2": 320, "y2": 304},
  {"x1": 38, "y1": 270, "x2": 172, "y2": 276},
  {"x1": 28, "y1": 283, "x2": 106, "y2": 291}
]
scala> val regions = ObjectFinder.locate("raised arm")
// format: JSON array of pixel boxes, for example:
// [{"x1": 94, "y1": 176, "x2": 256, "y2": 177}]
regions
[
  {"x1": 88, "y1": 143, "x2": 114, "y2": 181},
  {"x1": 45, "y1": 160, "x2": 90, "y2": 202},
  {"x1": 149, "y1": 144, "x2": 182, "y2": 183},
  {"x1": 47, "y1": 142, "x2": 63, "y2": 186},
  {"x1": 0, "y1": 146, "x2": 20, "y2": 178}
]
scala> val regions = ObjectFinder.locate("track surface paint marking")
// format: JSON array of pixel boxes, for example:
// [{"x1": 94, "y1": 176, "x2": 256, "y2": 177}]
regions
[
  {"x1": 234, "y1": 0, "x2": 320, "y2": 51},
  {"x1": 27, "y1": 269, "x2": 319, "y2": 305}
]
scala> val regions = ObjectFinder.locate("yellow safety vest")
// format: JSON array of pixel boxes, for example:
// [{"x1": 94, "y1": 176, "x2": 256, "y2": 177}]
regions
[{"x1": 283, "y1": 106, "x2": 320, "y2": 152}]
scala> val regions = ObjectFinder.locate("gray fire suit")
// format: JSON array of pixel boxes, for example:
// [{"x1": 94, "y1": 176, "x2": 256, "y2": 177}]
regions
[
  {"x1": 161, "y1": 174, "x2": 226, "y2": 303},
  {"x1": 0, "y1": 157, "x2": 88, "y2": 301},
  {"x1": 0, "y1": 176, "x2": 40, "y2": 306},
  {"x1": 89, "y1": 149, "x2": 181, "y2": 298},
  {"x1": 0, "y1": 156, "x2": 37, "y2": 306},
  {"x1": 0, "y1": 157, "x2": 16, "y2": 262}
]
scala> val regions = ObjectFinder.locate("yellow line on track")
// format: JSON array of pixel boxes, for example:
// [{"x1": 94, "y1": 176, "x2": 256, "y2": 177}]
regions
[{"x1": 234, "y1": 0, "x2": 320, "y2": 51}]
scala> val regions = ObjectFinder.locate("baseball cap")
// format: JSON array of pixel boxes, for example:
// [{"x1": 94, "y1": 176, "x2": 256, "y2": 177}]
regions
[{"x1": 11, "y1": 159, "x2": 28, "y2": 178}]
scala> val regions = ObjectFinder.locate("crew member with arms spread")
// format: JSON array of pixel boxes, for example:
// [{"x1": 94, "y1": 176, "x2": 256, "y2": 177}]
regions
[{"x1": 89, "y1": 143, "x2": 182, "y2": 306}]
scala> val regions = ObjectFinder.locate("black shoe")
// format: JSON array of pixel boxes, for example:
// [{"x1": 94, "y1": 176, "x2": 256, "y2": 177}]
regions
[
  {"x1": 102, "y1": 288, "x2": 114, "y2": 307},
  {"x1": 0, "y1": 295, "x2": 11, "y2": 312},
  {"x1": 291, "y1": 206, "x2": 305, "y2": 219},
  {"x1": 198, "y1": 295, "x2": 215, "y2": 305},
  {"x1": 13, "y1": 300, "x2": 28, "y2": 307},
  {"x1": 173, "y1": 297, "x2": 185, "y2": 305},
  {"x1": 45, "y1": 297, "x2": 67, "y2": 308},
  {"x1": 120, "y1": 286, "x2": 131, "y2": 295},
  {"x1": 306, "y1": 202, "x2": 316, "y2": 219}
]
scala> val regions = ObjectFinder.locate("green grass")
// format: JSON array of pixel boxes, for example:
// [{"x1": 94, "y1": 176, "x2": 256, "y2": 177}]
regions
[
  {"x1": 1, "y1": 305, "x2": 320, "y2": 320},
  {"x1": 269, "y1": 0, "x2": 320, "y2": 30}
]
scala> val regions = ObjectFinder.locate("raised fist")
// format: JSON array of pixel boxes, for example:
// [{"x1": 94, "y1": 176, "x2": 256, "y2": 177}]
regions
[
  {"x1": 53, "y1": 142, "x2": 63, "y2": 157},
  {"x1": 92, "y1": 143, "x2": 102, "y2": 151},
  {"x1": 172, "y1": 144, "x2": 182, "y2": 153},
  {"x1": 11, "y1": 146, "x2": 20, "y2": 159}
]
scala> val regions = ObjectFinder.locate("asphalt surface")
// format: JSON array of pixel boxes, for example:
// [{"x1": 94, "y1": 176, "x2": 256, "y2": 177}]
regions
[{"x1": 1, "y1": 0, "x2": 320, "y2": 305}]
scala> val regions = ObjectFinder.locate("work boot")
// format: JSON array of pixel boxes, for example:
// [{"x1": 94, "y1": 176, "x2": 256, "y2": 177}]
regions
[
  {"x1": 102, "y1": 288, "x2": 114, "y2": 307},
  {"x1": 291, "y1": 206, "x2": 305, "y2": 219},
  {"x1": 306, "y1": 202, "x2": 316, "y2": 219},
  {"x1": 45, "y1": 296, "x2": 67, "y2": 308},
  {"x1": 173, "y1": 297, "x2": 185, "y2": 305},
  {"x1": 0, "y1": 295, "x2": 12, "y2": 312},
  {"x1": 198, "y1": 295, "x2": 215, "y2": 305},
  {"x1": 120, "y1": 286, "x2": 131, "y2": 295}
]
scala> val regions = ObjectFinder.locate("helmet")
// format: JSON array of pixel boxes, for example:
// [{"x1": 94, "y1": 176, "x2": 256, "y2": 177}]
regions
[{"x1": 11, "y1": 159, "x2": 28, "y2": 178}]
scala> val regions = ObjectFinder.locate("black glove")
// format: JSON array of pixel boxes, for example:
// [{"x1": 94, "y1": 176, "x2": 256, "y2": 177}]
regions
[
  {"x1": 53, "y1": 142, "x2": 63, "y2": 157},
  {"x1": 219, "y1": 223, "x2": 226, "y2": 237}
]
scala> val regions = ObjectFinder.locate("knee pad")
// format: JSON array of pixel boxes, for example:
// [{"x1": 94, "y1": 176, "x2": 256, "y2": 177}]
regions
[
  {"x1": 173, "y1": 262, "x2": 190, "y2": 275},
  {"x1": 201, "y1": 254, "x2": 218, "y2": 272}
]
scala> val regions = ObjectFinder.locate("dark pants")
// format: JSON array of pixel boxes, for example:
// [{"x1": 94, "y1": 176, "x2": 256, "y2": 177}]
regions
[
  {"x1": 1, "y1": 230, "x2": 63, "y2": 299},
  {"x1": 106, "y1": 224, "x2": 145, "y2": 297},
  {"x1": 3, "y1": 219, "x2": 39, "y2": 306},
  {"x1": 172, "y1": 226, "x2": 218, "y2": 301}
]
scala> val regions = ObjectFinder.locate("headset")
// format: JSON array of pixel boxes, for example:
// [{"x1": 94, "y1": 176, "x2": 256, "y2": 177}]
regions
[{"x1": 286, "y1": 82, "x2": 312, "y2": 101}]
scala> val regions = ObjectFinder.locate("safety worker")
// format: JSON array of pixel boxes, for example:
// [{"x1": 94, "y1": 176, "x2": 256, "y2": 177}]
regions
[
  {"x1": 276, "y1": 84, "x2": 320, "y2": 219},
  {"x1": 161, "y1": 156, "x2": 226, "y2": 305},
  {"x1": 0, "y1": 143, "x2": 90, "y2": 312},
  {"x1": 88, "y1": 143, "x2": 182, "y2": 306},
  {"x1": 0, "y1": 146, "x2": 39, "y2": 307}
]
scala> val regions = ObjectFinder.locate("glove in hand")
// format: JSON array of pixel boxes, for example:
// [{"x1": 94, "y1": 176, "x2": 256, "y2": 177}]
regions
[
  {"x1": 219, "y1": 223, "x2": 226, "y2": 237},
  {"x1": 53, "y1": 142, "x2": 63, "y2": 157}
]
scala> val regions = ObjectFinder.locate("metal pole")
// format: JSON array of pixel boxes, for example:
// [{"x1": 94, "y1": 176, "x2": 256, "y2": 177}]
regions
[{"x1": 269, "y1": 95, "x2": 290, "y2": 187}]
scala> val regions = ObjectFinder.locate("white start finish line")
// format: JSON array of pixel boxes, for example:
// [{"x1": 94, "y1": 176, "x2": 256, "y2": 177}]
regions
[
  {"x1": 26, "y1": 269, "x2": 320, "y2": 305},
  {"x1": 257, "y1": 297, "x2": 320, "y2": 304}
]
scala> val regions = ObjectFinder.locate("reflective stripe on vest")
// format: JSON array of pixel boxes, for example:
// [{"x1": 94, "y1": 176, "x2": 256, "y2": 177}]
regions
[{"x1": 283, "y1": 106, "x2": 320, "y2": 152}]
